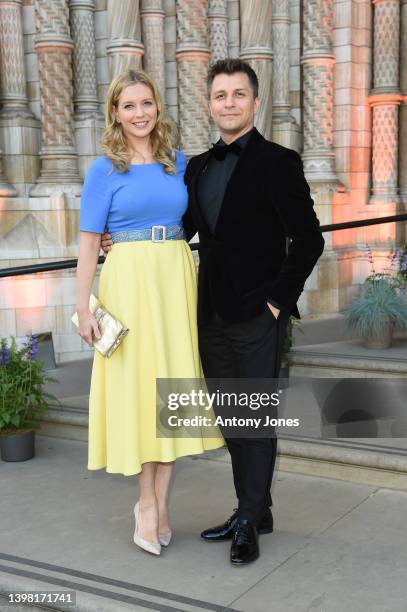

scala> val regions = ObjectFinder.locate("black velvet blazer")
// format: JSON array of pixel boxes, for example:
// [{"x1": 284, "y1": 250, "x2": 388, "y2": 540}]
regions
[{"x1": 182, "y1": 127, "x2": 325, "y2": 325}]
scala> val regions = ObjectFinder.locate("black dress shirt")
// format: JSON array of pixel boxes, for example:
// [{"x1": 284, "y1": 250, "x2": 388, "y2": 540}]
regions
[
  {"x1": 196, "y1": 127, "x2": 284, "y2": 315},
  {"x1": 197, "y1": 129, "x2": 253, "y2": 233}
]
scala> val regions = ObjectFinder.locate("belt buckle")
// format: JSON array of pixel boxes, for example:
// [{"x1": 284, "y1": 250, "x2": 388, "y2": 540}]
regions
[{"x1": 152, "y1": 225, "x2": 166, "y2": 242}]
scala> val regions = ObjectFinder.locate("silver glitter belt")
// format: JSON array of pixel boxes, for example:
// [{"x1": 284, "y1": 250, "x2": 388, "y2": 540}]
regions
[{"x1": 110, "y1": 224, "x2": 185, "y2": 243}]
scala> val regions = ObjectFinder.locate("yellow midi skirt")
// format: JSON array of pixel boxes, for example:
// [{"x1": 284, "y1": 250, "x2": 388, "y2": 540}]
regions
[{"x1": 87, "y1": 239, "x2": 224, "y2": 476}]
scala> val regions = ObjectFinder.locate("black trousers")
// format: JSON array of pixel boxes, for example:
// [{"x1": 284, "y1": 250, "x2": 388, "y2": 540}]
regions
[{"x1": 198, "y1": 305, "x2": 290, "y2": 525}]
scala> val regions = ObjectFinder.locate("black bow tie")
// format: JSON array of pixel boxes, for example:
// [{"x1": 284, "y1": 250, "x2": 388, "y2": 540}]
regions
[{"x1": 210, "y1": 140, "x2": 242, "y2": 161}]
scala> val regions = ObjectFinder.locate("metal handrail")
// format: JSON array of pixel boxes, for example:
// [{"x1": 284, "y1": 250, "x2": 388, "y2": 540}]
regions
[{"x1": 1, "y1": 213, "x2": 406, "y2": 279}]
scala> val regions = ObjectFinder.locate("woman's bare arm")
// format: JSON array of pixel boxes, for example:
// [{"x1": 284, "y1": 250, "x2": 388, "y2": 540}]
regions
[{"x1": 76, "y1": 231, "x2": 102, "y2": 345}]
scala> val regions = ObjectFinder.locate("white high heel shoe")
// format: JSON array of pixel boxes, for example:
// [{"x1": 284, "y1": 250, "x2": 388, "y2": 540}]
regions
[
  {"x1": 159, "y1": 531, "x2": 172, "y2": 547},
  {"x1": 133, "y1": 502, "x2": 161, "y2": 556}
]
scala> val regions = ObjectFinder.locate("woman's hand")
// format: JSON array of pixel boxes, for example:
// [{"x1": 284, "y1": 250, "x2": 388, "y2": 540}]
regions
[
  {"x1": 101, "y1": 231, "x2": 113, "y2": 255},
  {"x1": 78, "y1": 311, "x2": 102, "y2": 347}
]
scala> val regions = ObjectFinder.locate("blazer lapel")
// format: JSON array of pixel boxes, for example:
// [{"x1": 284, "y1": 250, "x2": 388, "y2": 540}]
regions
[{"x1": 188, "y1": 150, "x2": 213, "y2": 235}]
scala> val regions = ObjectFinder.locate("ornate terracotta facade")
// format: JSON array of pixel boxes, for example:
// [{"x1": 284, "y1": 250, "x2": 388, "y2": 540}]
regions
[
  {"x1": 176, "y1": 0, "x2": 211, "y2": 156},
  {"x1": 31, "y1": 0, "x2": 82, "y2": 194},
  {"x1": 0, "y1": 0, "x2": 405, "y2": 361}
]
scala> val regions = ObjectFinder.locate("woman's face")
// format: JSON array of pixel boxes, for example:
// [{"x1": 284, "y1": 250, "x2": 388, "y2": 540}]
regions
[{"x1": 115, "y1": 82, "x2": 158, "y2": 141}]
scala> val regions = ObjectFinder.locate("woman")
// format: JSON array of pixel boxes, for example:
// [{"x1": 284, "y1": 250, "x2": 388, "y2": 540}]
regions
[{"x1": 76, "y1": 69, "x2": 224, "y2": 556}]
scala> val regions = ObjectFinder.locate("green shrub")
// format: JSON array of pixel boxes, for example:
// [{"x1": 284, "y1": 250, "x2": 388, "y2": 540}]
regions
[
  {"x1": 0, "y1": 335, "x2": 58, "y2": 434},
  {"x1": 345, "y1": 277, "x2": 407, "y2": 338}
]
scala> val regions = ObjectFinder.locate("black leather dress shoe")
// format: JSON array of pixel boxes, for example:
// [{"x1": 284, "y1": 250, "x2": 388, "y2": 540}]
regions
[
  {"x1": 200, "y1": 508, "x2": 273, "y2": 541},
  {"x1": 257, "y1": 509, "x2": 273, "y2": 534},
  {"x1": 230, "y1": 520, "x2": 259, "y2": 565}
]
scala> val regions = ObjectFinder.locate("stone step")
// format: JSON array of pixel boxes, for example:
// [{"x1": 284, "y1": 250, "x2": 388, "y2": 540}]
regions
[
  {"x1": 289, "y1": 338, "x2": 407, "y2": 378},
  {"x1": 292, "y1": 313, "x2": 407, "y2": 347},
  {"x1": 38, "y1": 406, "x2": 88, "y2": 442},
  {"x1": 277, "y1": 436, "x2": 407, "y2": 490},
  {"x1": 37, "y1": 408, "x2": 407, "y2": 489},
  {"x1": 208, "y1": 436, "x2": 407, "y2": 490},
  {"x1": 38, "y1": 340, "x2": 407, "y2": 487},
  {"x1": 292, "y1": 313, "x2": 349, "y2": 346}
]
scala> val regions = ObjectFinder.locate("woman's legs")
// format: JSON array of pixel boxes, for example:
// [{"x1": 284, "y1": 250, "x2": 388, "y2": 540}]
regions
[
  {"x1": 136, "y1": 460, "x2": 174, "y2": 541},
  {"x1": 155, "y1": 461, "x2": 175, "y2": 534},
  {"x1": 137, "y1": 462, "x2": 159, "y2": 543}
]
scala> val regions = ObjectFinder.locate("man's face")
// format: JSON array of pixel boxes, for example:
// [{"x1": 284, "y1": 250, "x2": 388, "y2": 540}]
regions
[{"x1": 208, "y1": 72, "x2": 259, "y2": 136}]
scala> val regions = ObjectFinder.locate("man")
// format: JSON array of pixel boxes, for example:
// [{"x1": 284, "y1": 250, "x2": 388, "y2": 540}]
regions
[
  {"x1": 181, "y1": 59, "x2": 324, "y2": 565},
  {"x1": 101, "y1": 58, "x2": 324, "y2": 565}
]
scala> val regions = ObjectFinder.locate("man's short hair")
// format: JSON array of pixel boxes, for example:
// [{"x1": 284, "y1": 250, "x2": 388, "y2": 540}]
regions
[{"x1": 207, "y1": 58, "x2": 259, "y2": 98}]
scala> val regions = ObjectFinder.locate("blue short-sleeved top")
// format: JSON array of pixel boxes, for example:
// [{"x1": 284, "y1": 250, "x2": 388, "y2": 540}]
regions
[{"x1": 79, "y1": 151, "x2": 188, "y2": 234}]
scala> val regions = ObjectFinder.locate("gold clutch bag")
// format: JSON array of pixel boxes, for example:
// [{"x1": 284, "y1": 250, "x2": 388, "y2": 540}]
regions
[{"x1": 71, "y1": 294, "x2": 129, "y2": 357}]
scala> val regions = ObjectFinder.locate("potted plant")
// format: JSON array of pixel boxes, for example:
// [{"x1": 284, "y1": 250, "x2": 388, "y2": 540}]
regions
[
  {"x1": 345, "y1": 274, "x2": 407, "y2": 349},
  {"x1": 0, "y1": 335, "x2": 58, "y2": 462}
]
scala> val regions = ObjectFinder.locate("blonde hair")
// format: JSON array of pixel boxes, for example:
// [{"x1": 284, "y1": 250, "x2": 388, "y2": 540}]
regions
[{"x1": 102, "y1": 69, "x2": 177, "y2": 174}]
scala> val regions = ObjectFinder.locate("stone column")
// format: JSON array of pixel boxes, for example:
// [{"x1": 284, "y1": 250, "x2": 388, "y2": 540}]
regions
[
  {"x1": 164, "y1": 0, "x2": 178, "y2": 123},
  {"x1": 301, "y1": 0, "x2": 337, "y2": 184},
  {"x1": 400, "y1": 0, "x2": 407, "y2": 211},
  {"x1": 31, "y1": 0, "x2": 81, "y2": 195},
  {"x1": 209, "y1": 0, "x2": 228, "y2": 64},
  {"x1": 239, "y1": 0, "x2": 273, "y2": 139},
  {"x1": 176, "y1": 0, "x2": 211, "y2": 156},
  {"x1": 368, "y1": 0, "x2": 404, "y2": 204},
  {"x1": 288, "y1": 0, "x2": 302, "y2": 153},
  {"x1": 208, "y1": 0, "x2": 228, "y2": 143},
  {"x1": 0, "y1": 0, "x2": 29, "y2": 114},
  {"x1": 0, "y1": 0, "x2": 40, "y2": 195},
  {"x1": 70, "y1": 0, "x2": 99, "y2": 116},
  {"x1": 227, "y1": 0, "x2": 240, "y2": 58},
  {"x1": 272, "y1": 0, "x2": 295, "y2": 148},
  {"x1": 299, "y1": 0, "x2": 339, "y2": 316},
  {"x1": 69, "y1": 0, "x2": 103, "y2": 178},
  {"x1": 106, "y1": 0, "x2": 144, "y2": 79},
  {"x1": 140, "y1": 0, "x2": 165, "y2": 96},
  {"x1": 0, "y1": 151, "x2": 15, "y2": 196}
]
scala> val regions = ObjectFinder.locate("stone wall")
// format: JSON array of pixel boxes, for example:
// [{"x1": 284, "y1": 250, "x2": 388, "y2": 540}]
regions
[{"x1": 0, "y1": 0, "x2": 406, "y2": 362}]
